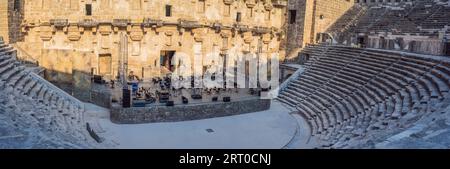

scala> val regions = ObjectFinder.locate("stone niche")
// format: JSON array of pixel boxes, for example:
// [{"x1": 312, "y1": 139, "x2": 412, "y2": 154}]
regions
[{"x1": 98, "y1": 25, "x2": 112, "y2": 54}]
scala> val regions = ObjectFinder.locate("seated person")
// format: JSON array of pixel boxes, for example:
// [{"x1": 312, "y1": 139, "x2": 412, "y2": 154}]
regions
[{"x1": 128, "y1": 71, "x2": 141, "y2": 81}]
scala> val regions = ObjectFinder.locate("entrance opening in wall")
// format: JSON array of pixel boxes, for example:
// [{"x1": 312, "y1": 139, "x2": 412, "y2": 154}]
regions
[
  {"x1": 304, "y1": 54, "x2": 310, "y2": 63},
  {"x1": 98, "y1": 54, "x2": 112, "y2": 77},
  {"x1": 160, "y1": 51, "x2": 176, "y2": 73},
  {"x1": 165, "y1": 5, "x2": 172, "y2": 17},
  {"x1": 289, "y1": 10, "x2": 297, "y2": 24},
  {"x1": 86, "y1": 4, "x2": 92, "y2": 16},
  {"x1": 380, "y1": 36, "x2": 386, "y2": 49},
  {"x1": 357, "y1": 36, "x2": 366, "y2": 48},
  {"x1": 445, "y1": 42, "x2": 450, "y2": 56},
  {"x1": 299, "y1": 54, "x2": 310, "y2": 65}
]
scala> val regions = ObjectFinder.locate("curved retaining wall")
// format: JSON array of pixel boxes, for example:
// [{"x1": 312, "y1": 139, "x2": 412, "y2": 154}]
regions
[{"x1": 111, "y1": 99, "x2": 271, "y2": 124}]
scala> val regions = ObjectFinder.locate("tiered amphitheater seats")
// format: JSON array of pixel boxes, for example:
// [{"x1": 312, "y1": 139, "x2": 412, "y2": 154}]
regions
[
  {"x1": 326, "y1": 5, "x2": 368, "y2": 35},
  {"x1": 352, "y1": 6, "x2": 388, "y2": 33},
  {"x1": 278, "y1": 44, "x2": 450, "y2": 148},
  {"x1": 333, "y1": 1, "x2": 449, "y2": 37},
  {"x1": 371, "y1": 8, "x2": 419, "y2": 34},
  {"x1": 419, "y1": 5, "x2": 450, "y2": 29},
  {"x1": 0, "y1": 40, "x2": 93, "y2": 147},
  {"x1": 406, "y1": 0, "x2": 439, "y2": 25},
  {"x1": 325, "y1": 5, "x2": 368, "y2": 44}
]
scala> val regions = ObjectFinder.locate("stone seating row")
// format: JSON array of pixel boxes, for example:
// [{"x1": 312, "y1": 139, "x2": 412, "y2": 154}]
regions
[
  {"x1": 0, "y1": 44, "x2": 89, "y2": 142},
  {"x1": 278, "y1": 44, "x2": 450, "y2": 148}
]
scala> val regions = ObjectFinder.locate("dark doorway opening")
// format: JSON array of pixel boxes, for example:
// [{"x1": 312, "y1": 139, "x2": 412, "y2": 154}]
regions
[
  {"x1": 357, "y1": 36, "x2": 366, "y2": 48},
  {"x1": 236, "y1": 12, "x2": 242, "y2": 22},
  {"x1": 165, "y1": 5, "x2": 172, "y2": 17},
  {"x1": 160, "y1": 51, "x2": 176, "y2": 72},
  {"x1": 445, "y1": 42, "x2": 450, "y2": 56},
  {"x1": 380, "y1": 37, "x2": 386, "y2": 49},
  {"x1": 304, "y1": 54, "x2": 310, "y2": 62},
  {"x1": 299, "y1": 54, "x2": 310, "y2": 65},
  {"x1": 86, "y1": 4, "x2": 92, "y2": 16},
  {"x1": 289, "y1": 10, "x2": 297, "y2": 24},
  {"x1": 14, "y1": 0, "x2": 20, "y2": 11}
]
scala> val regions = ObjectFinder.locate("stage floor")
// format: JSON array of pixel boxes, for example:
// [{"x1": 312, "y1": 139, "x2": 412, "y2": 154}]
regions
[{"x1": 85, "y1": 100, "x2": 298, "y2": 149}]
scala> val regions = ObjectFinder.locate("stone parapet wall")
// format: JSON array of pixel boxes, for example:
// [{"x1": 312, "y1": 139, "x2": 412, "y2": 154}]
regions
[
  {"x1": 367, "y1": 35, "x2": 446, "y2": 55},
  {"x1": 111, "y1": 99, "x2": 271, "y2": 124},
  {"x1": 90, "y1": 90, "x2": 111, "y2": 109}
]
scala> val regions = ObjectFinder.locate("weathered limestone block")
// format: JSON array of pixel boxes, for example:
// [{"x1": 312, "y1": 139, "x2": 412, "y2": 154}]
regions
[
  {"x1": 67, "y1": 25, "x2": 81, "y2": 41},
  {"x1": 262, "y1": 33, "x2": 272, "y2": 43},
  {"x1": 112, "y1": 19, "x2": 129, "y2": 28},
  {"x1": 98, "y1": 25, "x2": 112, "y2": 35},
  {"x1": 129, "y1": 25, "x2": 143, "y2": 41},
  {"x1": 243, "y1": 32, "x2": 253, "y2": 43},
  {"x1": 72, "y1": 51, "x2": 93, "y2": 102},
  {"x1": 264, "y1": 1, "x2": 274, "y2": 11},
  {"x1": 142, "y1": 18, "x2": 164, "y2": 28},
  {"x1": 78, "y1": 19, "x2": 98, "y2": 28},
  {"x1": 50, "y1": 19, "x2": 68, "y2": 28},
  {"x1": 223, "y1": 0, "x2": 233, "y2": 5},
  {"x1": 246, "y1": 0, "x2": 257, "y2": 8},
  {"x1": 100, "y1": 35, "x2": 111, "y2": 50},
  {"x1": 193, "y1": 28, "x2": 207, "y2": 42},
  {"x1": 39, "y1": 25, "x2": 53, "y2": 41},
  {"x1": 41, "y1": 49, "x2": 73, "y2": 83}
]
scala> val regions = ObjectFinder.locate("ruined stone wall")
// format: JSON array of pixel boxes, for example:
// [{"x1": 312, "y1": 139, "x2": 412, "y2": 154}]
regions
[
  {"x1": 40, "y1": 49, "x2": 94, "y2": 101},
  {"x1": 0, "y1": 0, "x2": 24, "y2": 43},
  {"x1": 111, "y1": 98, "x2": 271, "y2": 124},
  {"x1": 8, "y1": 0, "x2": 24, "y2": 43},
  {"x1": 367, "y1": 35, "x2": 446, "y2": 55},
  {"x1": 286, "y1": 0, "x2": 307, "y2": 56},
  {"x1": 286, "y1": 0, "x2": 355, "y2": 56},
  {"x1": 17, "y1": 0, "x2": 287, "y2": 82},
  {"x1": 90, "y1": 89, "x2": 112, "y2": 108},
  {"x1": 312, "y1": 0, "x2": 355, "y2": 42},
  {"x1": 0, "y1": 1, "x2": 8, "y2": 42}
]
